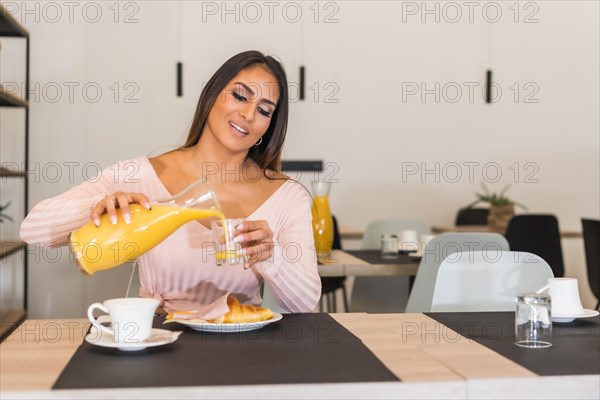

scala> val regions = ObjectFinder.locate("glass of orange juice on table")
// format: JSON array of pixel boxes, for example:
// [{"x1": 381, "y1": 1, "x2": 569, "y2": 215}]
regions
[{"x1": 69, "y1": 179, "x2": 227, "y2": 275}]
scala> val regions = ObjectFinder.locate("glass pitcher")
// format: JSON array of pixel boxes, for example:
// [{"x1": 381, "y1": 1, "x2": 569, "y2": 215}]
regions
[
  {"x1": 69, "y1": 179, "x2": 224, "y2": 275},
  {"x1": 311, "y1": 181, "x2": 334, "y2": 257}
]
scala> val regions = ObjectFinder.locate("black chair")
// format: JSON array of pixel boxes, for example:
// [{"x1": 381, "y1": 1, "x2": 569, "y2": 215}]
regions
[
  {"x1": 319, "y1": 216, "x2": 349, "y2": 313},
  {"x1": 582, "y1": 219, "x2": 600, "y2": 309},
  {"x1": 455, "y1": 208, "x2": 489, "y2": 225},
  {"x1": 505, "y1": 215, "x2": 564, "y2": 278}
]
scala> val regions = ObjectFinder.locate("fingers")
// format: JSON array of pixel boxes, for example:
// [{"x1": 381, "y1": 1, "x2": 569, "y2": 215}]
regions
[
  {"x1": 130, "y1": 193, "x2": 152, "y2": 210},
  {"x1": 90, "y1": 192, "x2": 152, "y2": 226},
  {"x1": 90, "y1": 201, "x2": 105, "y2": 227},
  {"x1": 105, "y1": 194, "x2": 118, "y2": 225},
  {"x1": 234, "y1": 220, "x2": 272, "y2": 244},
  {"x1": 234, "y1": 220, "x2": 274, "y2": 267},
  {"x1": 116, "y1": 193, "x2": 132, "y2": 224},
  {"x1": 244, "y1": 241, "x2": 275, "y2": 267}
]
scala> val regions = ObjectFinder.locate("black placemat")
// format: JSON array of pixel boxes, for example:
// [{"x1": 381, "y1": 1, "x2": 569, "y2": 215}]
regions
[
  {"x1": 345, "y1": 250, "x2": 418, "y2": 264},
  {"x1": 53, "y1": 313, "x2": 399, "y2": 389},
  {"x1": 426, "y1": 311, "x2": 600, "y2": 376}
]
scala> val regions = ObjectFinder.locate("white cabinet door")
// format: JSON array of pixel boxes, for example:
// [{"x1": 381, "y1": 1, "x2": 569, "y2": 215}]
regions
[
  {"x1": 298, "y1": 1, "x2": 486, "y2": 312},
  {"x1": 179, "y1": 1, "x2": 304, "y2": 132},
  {"x1": 483, "y1": 1, "x2": 599, "y2": 218},
  {"x1": 81, "y1": 1, "x2": 185, "y2": 162},
  {"x1": 295, "y1": 1, "x2": 485, "y2": 223},
  {"x1": 20, "y1": 1, "x2": 184, "y2": 318}
]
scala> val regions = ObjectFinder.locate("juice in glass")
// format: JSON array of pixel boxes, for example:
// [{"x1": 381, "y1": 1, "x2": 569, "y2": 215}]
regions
[
  {"x1": 311, "y1": 189, "x2": 334, "y2": 257},
  {"x1": 211, "y1": 218, "x2": 249, "y2": 265}
]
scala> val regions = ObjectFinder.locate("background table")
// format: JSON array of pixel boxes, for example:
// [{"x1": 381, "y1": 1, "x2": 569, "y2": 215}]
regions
[
  {"x1": 339, "y1": 225, "x2": 364, "y2": 240},
  {"x1": 341, "y1": 225, "x2": 583, "y2": 239},
  {"x1": 318, "y1": 250, "x2": 419, "y2": 277},
  {"x1": 432, "y1": 225, "x2": 583, "y2": 238}
]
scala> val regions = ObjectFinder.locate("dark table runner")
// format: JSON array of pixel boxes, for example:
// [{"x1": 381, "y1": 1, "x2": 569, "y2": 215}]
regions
[
  {"x1": 426, "y1": 311, "x2": 600, "y2": 376},
  {"x1": 345, "y1": 250, "x2": 419, "y2": 264},
  {"x1": 53, "y1": 313, "x2": 398, "y2": 389}
]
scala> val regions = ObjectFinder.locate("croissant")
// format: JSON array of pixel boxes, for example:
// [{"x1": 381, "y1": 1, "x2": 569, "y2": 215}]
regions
[
  {"x1": 211, "y1": 297, "x2": 273, "y2": 324},
  {"x1": 165, "y1": 297, "x2": 273, "y2": 324}
]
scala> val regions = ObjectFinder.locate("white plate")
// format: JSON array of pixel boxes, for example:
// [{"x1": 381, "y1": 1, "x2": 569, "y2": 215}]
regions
[
  {"x1": 552, "y1": 309, "x2": 599, "y2": 323},
  {"x1": 165, "y1": 312, "x2": 283, "y2": 333},
  {"x1": 86, "y1": 322, "x2": 181, "y2": 351}
]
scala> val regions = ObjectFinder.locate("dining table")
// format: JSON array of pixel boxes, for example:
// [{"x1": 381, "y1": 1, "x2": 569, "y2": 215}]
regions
[
  {"x1": 431, "y1": 225, "x2": 583, "y2": 239},
  {"x1": 318, "y1": 250, "x2": 420, "y2": 278},
  {"x1": 341, "y1": 225, "x2": 583, "y2": 239},
  {"x1": 338, "y1": 225, "x2": 364, "y2": 240},
  {"x1": 1, "y1": 311, "x2": 597, "y2": 399}
]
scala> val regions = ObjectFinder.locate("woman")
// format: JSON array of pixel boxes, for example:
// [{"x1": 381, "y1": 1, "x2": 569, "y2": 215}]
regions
[{"x1": 20, "y1": 51, "x2": 321, "y2": 313}]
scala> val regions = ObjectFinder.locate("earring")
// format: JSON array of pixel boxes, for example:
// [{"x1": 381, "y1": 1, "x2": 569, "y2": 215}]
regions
[{"x1": 254, "y1": 136, "x2": 263, "y2": 146}]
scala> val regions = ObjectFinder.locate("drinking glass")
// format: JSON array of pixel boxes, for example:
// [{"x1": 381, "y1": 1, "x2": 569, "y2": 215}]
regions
[
  {"x1": 515, "y1": 293, "x2": 552, "y2": 348},
  {"x1": 211, "y1": 218, "x2": 249, "y2": 266},
  {"x1": 381, "y1": 234, "x2": 399, "y2": 259}
]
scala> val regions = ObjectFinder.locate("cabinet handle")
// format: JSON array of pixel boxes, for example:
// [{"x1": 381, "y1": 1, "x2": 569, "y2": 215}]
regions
[
  {"x1": 299, "y1": 66, "x2": 305, "y2": 101},
  {"x1": 177, "y1": 62, "x2": 183, "y2": 97},
  {"x1": 486, "y1": 69, "x2": 492, "y2": 104}
]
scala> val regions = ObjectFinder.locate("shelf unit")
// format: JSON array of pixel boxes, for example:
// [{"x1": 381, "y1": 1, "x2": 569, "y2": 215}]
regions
[{"x1": 0, "y1": 5, "x2": 29, "y2": 341}]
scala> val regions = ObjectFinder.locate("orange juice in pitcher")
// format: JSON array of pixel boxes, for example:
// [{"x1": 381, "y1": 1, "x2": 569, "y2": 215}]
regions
[
  {"x1": 69, "y1": 179, "x2": 225, "y2": 275},
  {"x1": 311, "y1": 181, "x2": 334, "y2": 257}
]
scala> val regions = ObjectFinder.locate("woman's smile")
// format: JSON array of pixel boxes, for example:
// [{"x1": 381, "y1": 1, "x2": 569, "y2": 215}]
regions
[{"x1": 228, "y1": 120, "x2": 249, "y2": 137}]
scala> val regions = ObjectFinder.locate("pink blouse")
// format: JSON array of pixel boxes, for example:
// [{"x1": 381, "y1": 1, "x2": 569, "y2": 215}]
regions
[{"x1": 20, "y1": 157, "x2": 321, "y2": 313}]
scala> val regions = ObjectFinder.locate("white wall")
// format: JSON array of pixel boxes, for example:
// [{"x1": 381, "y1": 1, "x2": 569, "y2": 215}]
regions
[{"x1": 1, "y1": 0, "x2": 597, "y2": 317}]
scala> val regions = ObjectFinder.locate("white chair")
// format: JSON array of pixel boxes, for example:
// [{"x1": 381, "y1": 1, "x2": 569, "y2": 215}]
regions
[
  {"x1": 405, "y1": 233, "x2": 509, "y2": 313},
  {"x1": 351, "y1": 219, "x2": 429, "y2": 312},
  {"x1": 430, "y1": 251, "x2": 554, "y2": 312}
]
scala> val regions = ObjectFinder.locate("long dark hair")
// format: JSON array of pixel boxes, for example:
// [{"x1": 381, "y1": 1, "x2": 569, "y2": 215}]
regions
[{"x1": 181, "y1": 51, "x2": 289, "y2": 173}]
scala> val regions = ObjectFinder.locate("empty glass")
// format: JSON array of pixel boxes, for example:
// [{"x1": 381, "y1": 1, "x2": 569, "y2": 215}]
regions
[
  {"x1": 515, "y1": 293, "x2": 552, "y2": 348},
  {"x1": 381, "y1": 234, "x2": 399, "y2": 259}
]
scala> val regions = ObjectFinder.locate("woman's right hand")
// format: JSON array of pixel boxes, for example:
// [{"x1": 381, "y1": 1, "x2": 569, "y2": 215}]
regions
[{"x1": 91, "y1": 191, "x2": 151, "y2": 226}]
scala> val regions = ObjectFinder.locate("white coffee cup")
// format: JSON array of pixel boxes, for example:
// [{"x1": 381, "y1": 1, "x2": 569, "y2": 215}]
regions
[
  {"x1": 419, "y1": 234, "x2": 435, "y2": 251},
  {"x1": 537, "y1": 278, "x2": 585, "y2": 317},
  {"x1": 87, "y1": 298, "x2": 159, "y2": 343},
  {"x1": 398, "y1": 230, "x2": 419, "y2": 252}
]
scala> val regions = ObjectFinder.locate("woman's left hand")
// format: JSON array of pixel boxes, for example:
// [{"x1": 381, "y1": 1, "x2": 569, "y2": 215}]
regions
[{"x1": 234, "y1": 220, "x2": 274, "y2": 267}]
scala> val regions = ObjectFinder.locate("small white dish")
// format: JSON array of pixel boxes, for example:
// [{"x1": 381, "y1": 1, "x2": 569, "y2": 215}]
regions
[
  {"x1": 408, "y1": 251, "x2": 423, "y2": 259},
  {"x1": 165, "y1": 312, "x2": 283, "y2": 333},
  {"x1": 552, "y1": 309, "x2": 599, "y2": 323},
  {"x1": 86, "y1": 317, "x2": 181, "y2": 351}
]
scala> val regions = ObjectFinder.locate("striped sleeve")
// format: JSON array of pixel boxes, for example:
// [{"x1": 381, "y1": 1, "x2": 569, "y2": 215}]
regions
[
  {"x1": 19, "y1": 160, "x2": 139, "y2": 247},
  {"x1": 255, "y1": 184, "x2": 321, "y2": 313}
]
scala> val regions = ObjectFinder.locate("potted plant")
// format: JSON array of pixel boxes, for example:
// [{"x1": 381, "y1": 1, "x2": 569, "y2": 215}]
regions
[
  {"x1": 463, "y1": 183, "x2": 527, "y2": 229},
  {"x1": 0, "y1": 201, "x2": 13, "y2": 223}
]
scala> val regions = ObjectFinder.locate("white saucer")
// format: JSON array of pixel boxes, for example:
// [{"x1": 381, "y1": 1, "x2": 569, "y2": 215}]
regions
[
  {"x1": 86, "y1": 320, "x2": 181, "y2": 351},
  {"x1": 552, "y1": 309, "x2": 599, "y2": 323}
]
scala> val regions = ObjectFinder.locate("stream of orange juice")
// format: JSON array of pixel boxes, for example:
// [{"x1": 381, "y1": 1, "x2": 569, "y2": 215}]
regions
[{"x1": 70, "y1": 205, "x2": 225, "y2": 275}]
